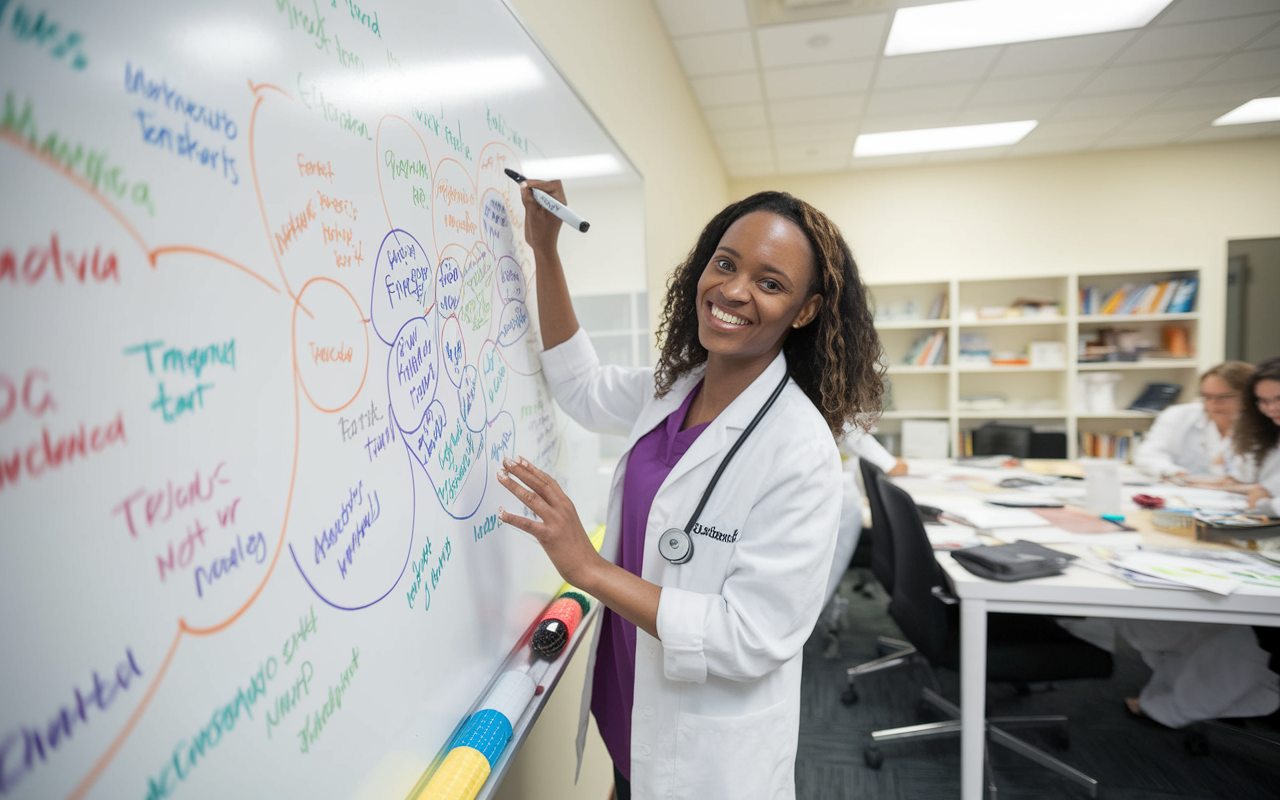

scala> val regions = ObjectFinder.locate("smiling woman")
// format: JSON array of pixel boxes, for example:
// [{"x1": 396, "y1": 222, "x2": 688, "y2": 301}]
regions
[{"x1": 495, "y1": 184, "x2": 883, "y2": 800}]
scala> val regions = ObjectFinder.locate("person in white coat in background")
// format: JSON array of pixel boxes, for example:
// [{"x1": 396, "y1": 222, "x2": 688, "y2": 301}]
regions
[
  {"x1": 823, "y1": 426, "x2": 904, "y2": 605},
  {"x1": 496, "y1": 185, "x2": 884, "y2": 800},
  {"x1": 1134, "y1": 361, "x2": 1254, "y2": 479},
  {"x1": 1119, "y1": 357, "x2": 1280, "y2": 727}
]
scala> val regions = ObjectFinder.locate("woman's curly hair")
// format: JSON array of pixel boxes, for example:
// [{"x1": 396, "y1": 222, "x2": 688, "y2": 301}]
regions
[
  {"x1": 1233, "y1": 356, "x2": 1280, "y2": 462},
  {"x1": 653, "y1": 191, "x2": 884, "y2": 435}
]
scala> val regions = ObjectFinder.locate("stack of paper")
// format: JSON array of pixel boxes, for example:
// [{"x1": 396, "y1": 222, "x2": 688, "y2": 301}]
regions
[{"x1": 1087, "y1": 545, "x2": 1280, "y2": 595}]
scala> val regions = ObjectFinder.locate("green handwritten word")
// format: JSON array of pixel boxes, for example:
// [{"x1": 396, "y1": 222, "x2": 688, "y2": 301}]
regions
[
  {"x1": 384, "y1": 149, "x2": 429, "y2": 182},
  {"x1": 266, "y1": 661, "x2": 313, "y2": 740},
  {"x1": 3, "y1": 1, "x2": 88, "y2": 70},
  {"x1": 123, "y1": 338, "x2": 236, "y2": 424},
  {"x1": 485, "y1": 105, "x2": 531, "y2": 154},
  {"x1": 296, "y1": 72, "x2": 372, "y2": 141},
  {"x1": 297, "y1": 647, "x2": 360, "y2": 753},
  {"x1": 2, "y1": 93, "x2": 155, "y2": 215},
  {"x1": 143, "y1": 658, "x2": 278, "y2": 799},
  {"x1": 274, "y1": 0, "x2": 330, "y2": 54},
  {"x1": 343, "y1": 0, "x2": 380, "y2": 38},
  {"x1": 444, "y1": 119, "x2": 471, "y2": 161},
  {"x1": 411, "y1": 104, "x2": 441, "y2": 137},
  {"x1": 333, "y1": 34, "x2": 363, "y2": 73}
]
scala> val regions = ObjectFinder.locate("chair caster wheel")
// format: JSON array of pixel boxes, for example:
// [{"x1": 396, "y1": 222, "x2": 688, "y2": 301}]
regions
[
  {"x1": 1050, "y1": 726, "x2": 1070, "y2": 750},
  {"x1": 864, "y1": 746, "x2": 883, "y2": 769},
  {"x1": 1184, "y1": 731, "x2": 1210, "y2": 756},
  {"x1": 841, "y1": 686, "x2": 859, "y2": 705}
]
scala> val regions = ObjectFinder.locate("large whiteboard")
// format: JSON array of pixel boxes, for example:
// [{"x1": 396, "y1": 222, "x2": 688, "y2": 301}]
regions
[{"x1": 0, "y1": 1, "x2": 637, "y2": 798}]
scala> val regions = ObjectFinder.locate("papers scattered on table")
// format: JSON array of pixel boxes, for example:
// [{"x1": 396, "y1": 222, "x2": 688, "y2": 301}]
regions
[
  {"x1": 1002, "y1": 527, "x2": 1142, "y2": 547},
  {"x1": 1083, "y1": 545, "x2": 1280, "y2": 595}
]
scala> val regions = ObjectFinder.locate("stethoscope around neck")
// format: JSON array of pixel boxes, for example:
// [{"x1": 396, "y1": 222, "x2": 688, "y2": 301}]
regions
[{"x1": 658, "y1": 370, "x2": 790, "y2": 566}]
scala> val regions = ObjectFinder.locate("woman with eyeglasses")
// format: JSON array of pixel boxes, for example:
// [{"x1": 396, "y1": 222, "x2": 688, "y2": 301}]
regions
[
  {"x1": 1227, "y1": 356, "x2": 1280, "y2": 513},
  {"x1": 1118, "y1": 357, "x2": 1280, "y2": 728},
  {"x1": 1134, "y1": 361, "x2": 1253, "y2": 479}
]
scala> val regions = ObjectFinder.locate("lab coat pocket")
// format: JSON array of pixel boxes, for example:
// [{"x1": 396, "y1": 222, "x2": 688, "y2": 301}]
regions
[{"x1": 673, "y1": 699, "x2": 795, "y2": 799}]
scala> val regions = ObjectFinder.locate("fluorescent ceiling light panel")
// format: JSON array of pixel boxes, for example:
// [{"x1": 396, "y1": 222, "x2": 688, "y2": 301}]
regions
[
  {"x1": 884, "y1": 0, "x2": 1175, "y2": 56},
  {"x1": 520, "y1": 154, "x2": 624, "y2": 180},
  {"x1": 1213, "y1": 97, "x2": 1280, "y2": 126},
  {"x1": 854, "y1": 120, "x2": 1038, "y2": 157}
]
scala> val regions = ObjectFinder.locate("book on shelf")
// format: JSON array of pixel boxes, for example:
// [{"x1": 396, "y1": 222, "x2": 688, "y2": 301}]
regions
[
  {"x1": 928, "y1": 292, "x2": 948, "y2": 320},
  {"x1": 902, "y1": 330, "x2": 947, "y2": 366},
  {"x1": 1081, "y1": 277, "x2": 1198, "y2": 316},
  {"x1": 1079, "y1": 430, "x2": 1142, "y2": 462}
]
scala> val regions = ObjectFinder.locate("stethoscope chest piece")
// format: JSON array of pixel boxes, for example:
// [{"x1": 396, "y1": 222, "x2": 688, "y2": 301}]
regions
[{"x1": 659, "y1": 527, "x2": 694, "y2": 565}]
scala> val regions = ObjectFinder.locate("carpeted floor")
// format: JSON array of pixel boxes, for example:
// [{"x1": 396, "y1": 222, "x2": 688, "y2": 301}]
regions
[{"x1": 797, "y1": 570, "x2": 1280, "y2": 800}]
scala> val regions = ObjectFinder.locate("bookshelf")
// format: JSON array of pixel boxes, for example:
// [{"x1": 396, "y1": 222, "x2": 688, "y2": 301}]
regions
[{"x1": 869, "y1": 268, "x2": 1204, "y2": 459}]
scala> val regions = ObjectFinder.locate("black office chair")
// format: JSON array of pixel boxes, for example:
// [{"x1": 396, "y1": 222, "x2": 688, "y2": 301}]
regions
[
  {"x1": 841, "y1": 461, "x2": 916, "y2": 705},
  {"x1": 852, "y1": 478, "x2": 1114, "y2": 797}
]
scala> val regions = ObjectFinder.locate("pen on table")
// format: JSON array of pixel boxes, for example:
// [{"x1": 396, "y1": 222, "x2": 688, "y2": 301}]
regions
[{"x1": 504, "y1": 168, "x2": 590, "y2": 233}]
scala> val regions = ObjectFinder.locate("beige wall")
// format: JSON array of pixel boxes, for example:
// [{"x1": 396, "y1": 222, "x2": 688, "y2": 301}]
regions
[
  {"x1": 510, "y1": 0, "x2": 730, "y2": 334},
  {"x1": 496, "y1": 2, "x2": 728, "y2": 799},
  {"x1": 731, "y1": 138, "x2": 1280, "y2": 362}
]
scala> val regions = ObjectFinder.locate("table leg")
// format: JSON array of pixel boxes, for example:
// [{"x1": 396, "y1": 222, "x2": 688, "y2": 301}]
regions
[{"x1": 960, "y1": 597, "x2": 988, "y2": 800}]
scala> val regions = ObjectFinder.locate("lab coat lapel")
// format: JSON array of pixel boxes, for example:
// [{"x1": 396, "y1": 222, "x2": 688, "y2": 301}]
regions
[{"x1": 658, "y1": 349, "x2": 790, "y2": 498}]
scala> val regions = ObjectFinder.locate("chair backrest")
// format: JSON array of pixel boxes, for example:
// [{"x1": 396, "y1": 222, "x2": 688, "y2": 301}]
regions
[
  {"x1": 858, "y1": 459, "x2": 894, "y2": 594},
  {"x1": 876, "y1": 477, "x2": 952, "y2": 662},
  {"x1": 973, "y1": 421, "x2": 1032, "y2": 458}
]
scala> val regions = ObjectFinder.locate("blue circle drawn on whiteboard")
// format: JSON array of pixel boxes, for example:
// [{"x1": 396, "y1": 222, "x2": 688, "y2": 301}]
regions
[
  {"x1": 287, "y1": 443, "x2": 418, "y2": 611},
  {"x1": 371, "y1": 228, "x2": 435, "y2": 346},
  {"x1": 387, "y1": 316, "x2": 439, "y2": 436}
]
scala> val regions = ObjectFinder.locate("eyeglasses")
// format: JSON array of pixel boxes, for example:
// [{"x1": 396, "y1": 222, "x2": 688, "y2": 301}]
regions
[{"x1": 1201, "y1": 392, "x2": 1240, "y2": 403}]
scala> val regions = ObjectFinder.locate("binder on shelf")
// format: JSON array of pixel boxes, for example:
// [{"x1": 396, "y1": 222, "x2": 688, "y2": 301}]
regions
[
  {"x1": 1128, "y1": 383, "x2": 1182, "y2": 413},
  {"x1": 1166, "y1": 277, "x2": 1198, "y2": 313}
]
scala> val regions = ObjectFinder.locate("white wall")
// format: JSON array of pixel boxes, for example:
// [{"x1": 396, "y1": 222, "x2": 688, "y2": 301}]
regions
[{"x1": 731, "y1": 138, "x2": 1280, "y2": 363}]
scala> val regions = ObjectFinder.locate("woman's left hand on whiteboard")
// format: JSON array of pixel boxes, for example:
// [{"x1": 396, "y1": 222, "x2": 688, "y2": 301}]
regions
[{"x1": 497, "y1": 457, "x2": 603, "y2": 588}]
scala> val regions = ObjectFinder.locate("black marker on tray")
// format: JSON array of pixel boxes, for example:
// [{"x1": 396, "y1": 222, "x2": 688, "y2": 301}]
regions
[{"x1": 504, "y1": 168, "x2": 590, "y2": 232}]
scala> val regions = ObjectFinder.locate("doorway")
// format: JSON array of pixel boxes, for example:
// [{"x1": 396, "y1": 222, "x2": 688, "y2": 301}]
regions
[{"x1": 1225, "y1": 238, "x2": 1280, "y2": 363}]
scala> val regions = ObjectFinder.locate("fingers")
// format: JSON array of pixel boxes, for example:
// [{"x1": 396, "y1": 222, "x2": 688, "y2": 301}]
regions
[
  {"x1": 498, "y1": 505, "x2": 541, "y2": 536},
  {"x1": 495, "y1": 465, "x2": 546, "y2": 513},
  {"x1": 525, "y1": 178, "x2": 565, "y2": 202},
  {"x1": 503, "y1": 456, "x2": 560, "y2": 500}
]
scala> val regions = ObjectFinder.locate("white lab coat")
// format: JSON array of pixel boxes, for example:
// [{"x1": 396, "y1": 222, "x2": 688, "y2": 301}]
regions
[
  {"x1": 1134, "y1": 402, "x2": 1232, "y2": 478},
  {"x1": 820, "y1": 426, "x2": 894, "y2": 603},
  {"x1": 539, "y1": 329, "x2": 842, "y2": 800},
  {"x1": 1229, "y1": 445, "x2": 1280, "y2": 515},
  {"x1": 837, "y1": 424, "x2": 897, "y2": 473}
]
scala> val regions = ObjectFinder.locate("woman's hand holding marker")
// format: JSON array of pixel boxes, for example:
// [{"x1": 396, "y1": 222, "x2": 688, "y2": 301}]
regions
[{"x1": 496, "y1": 457, "x2": 604, "y2": 590}]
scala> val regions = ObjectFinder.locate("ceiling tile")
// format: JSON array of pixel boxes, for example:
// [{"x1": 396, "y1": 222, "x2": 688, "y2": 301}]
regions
[
  {"x1": 720, "y1": 146, "x2": 777, "y2": 178},
  {"x1": 1026, "y1": 118, "x2": 1123, "y2": 141},
  {"x1": 720, "y1": 145, "x2": 774, "y2": 162},
  {"x1": 1195, "y1": 47, "x2": 1280, "y2": 83},
  {"x1": 1247, "y1": 24, "x2": 1280, "y2": 50},
  {"x1": 763, "y1": 61, "x2": 875, "y2": 100},
  {"x1": 1093, "y1": 130, "x2": 1188, "y2": 149},
  {"x1": 1119, "y1": 107, "x2": 1222, "y2": 132},
  {"x1": 968, "y1": 71, "x2": 1093, "y2": 106},
  {"x1": 952, "y1": 103, "x2": 1057, "y2": 125},
  {"x1": 727, "y1": 163, "x2": 779, "y2": 178},
  {"x1": 1053, "y1": 91, "x2": 1166, "y2": 119},
  {"x1": 989, "y1": 32, "x2": 1136, "y2": 78},
  {"x1": 755, "y1": 14, "x2": 889, "y2": 69},
  {"x1": 714, "y1": 128, "x2": 773, "y2": 150},
  {"x1": 874, "y1": 47, "x2": 1001, "y2": 91},
  {"x1": 653, "y1": 0, "x2": 750, "y2": 37},
  {"x1": 924, "y1": 146, "x2": 1012, "y2": 163},
  {"x1": 772, "y1": 120, "x2": 858, "y2": 145},
  {"x1": 1180, "y1": 119, "x2": 1280, "y2": 140},
  {"x1": 1079, "y1": 57, "x2": 1219, "y2": 94},
  {"x1": 691, "y1": 72, "x2": 763, "y2": 107},
  {"x1": 1157, "y1": 0, "x2": 1280, "y2": 26},
  {"x1": 775, "y1": 139, "x2": 852, "y2": 162},
  {"x1": 768, "y1": 94, "x2": 863, "y2": 125},
  {"x1": 865, "y1": 84, "x2": 971, "y2": 118},
  {"x1": 859, "y1": 112, "x2": 960, "y2": 133},
  {"x1": 673, "y1": 30, "x2": 757, "y2": 77},
  {"x1": 1117, "y1": 14, "x2": 1280, "y2": 63},
  {"x1": 777, "y1": 157, "x2": 851, "y2": 176},
  {"x1": 703, "y1": 103, "x2": 769, "y2": 131},
  {"x1": 1154, "y1": 79, "x2": 1280, "y2": 109}
]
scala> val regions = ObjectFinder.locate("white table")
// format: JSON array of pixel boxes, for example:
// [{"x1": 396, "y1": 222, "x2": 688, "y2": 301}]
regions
[{"x1": 939, "y1": 551, "x2": 1280, "y2": 800}]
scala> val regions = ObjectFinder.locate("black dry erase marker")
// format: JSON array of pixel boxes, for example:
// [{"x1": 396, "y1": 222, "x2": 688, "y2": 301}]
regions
[{"x1": 504, "y1": 168, "x2": 590, "y2": 232}]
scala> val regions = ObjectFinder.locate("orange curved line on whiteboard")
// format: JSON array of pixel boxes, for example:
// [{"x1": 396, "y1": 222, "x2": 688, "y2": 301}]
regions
[
  {"x1": 65, "y1": 629, "x2": 185, "y2": 800},
  {"x1": 247, "y1": 92, "x2": 303, "y2": 309},
  {"x1": 290, "y1": 276, "x2": 371, "y2": 414},
  {"x1": 149, "y1": 245, "x2": 280, "y2": 294},
  {"x1": 0, "y1": 129, "x2": 151, "y2": 258},
  {"x1": 248, "y1": 79, "x2": 289, "y2": 98},
  {"x1": 374, "y1": 113, "x2": 433, "y2": 231},
  {"x1": 182, "y1": 355, "x2": 302, "y2": 636}
]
